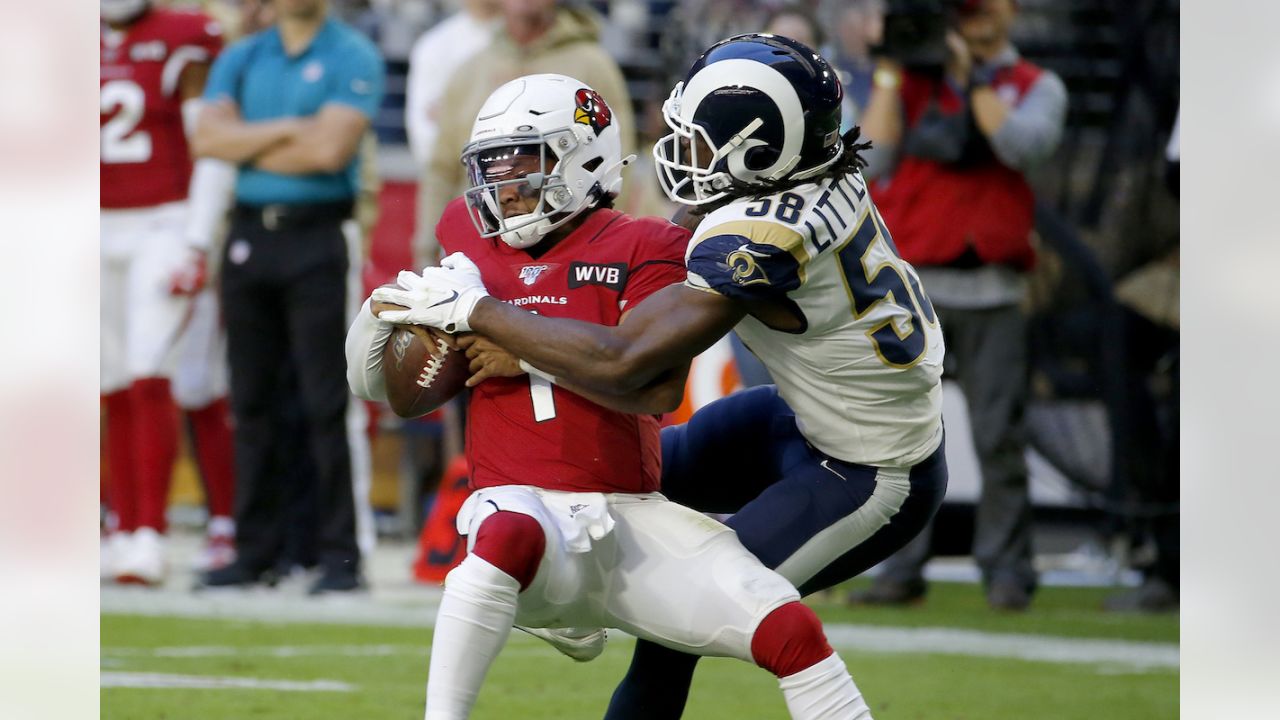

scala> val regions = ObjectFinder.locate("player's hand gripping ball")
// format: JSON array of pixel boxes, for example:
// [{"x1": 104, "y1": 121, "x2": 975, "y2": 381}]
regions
[
  {"x1": 373, "y1": 293, "x2": 470, "y2": 419},
  {"x1": 371, "y1": 253, "x2": 489, "y2": 334}
]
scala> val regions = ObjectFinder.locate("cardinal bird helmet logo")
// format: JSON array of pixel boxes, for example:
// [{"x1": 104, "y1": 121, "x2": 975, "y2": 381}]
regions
[{"x1": 573, "y1": 88, "x2": 612, "y2": 136}]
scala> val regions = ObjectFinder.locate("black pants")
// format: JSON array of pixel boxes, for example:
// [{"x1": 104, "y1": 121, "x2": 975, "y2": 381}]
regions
[
  {"x1": 220, "y1": 212, "x2": 359, "y2": 575},
  {"x1": 1117, "y1": 307, "x2": 1179, "y2": 588}
]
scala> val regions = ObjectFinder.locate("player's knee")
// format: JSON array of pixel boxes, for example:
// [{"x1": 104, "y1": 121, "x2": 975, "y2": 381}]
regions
[
  {"x1": 471, "y1": 511, "x2": 546, "y2": 591},
  {"x1": 171, "y1": 378, "x2": 217, "y2": 411},
  {"x1": 750, "y1": 601, "x2": 834, "y2": 678}
]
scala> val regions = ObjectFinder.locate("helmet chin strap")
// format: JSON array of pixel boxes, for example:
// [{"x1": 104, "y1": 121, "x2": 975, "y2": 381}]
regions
[
  {"x1": 500, "y1": 214, "x2": 553, "y2": 249},
  {"x1": 712, "y1": 118, "x2": 765, "y2": 163}
]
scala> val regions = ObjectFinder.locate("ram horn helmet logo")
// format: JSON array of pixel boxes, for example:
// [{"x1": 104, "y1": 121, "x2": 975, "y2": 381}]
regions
[{"x1": 573, "y1": 88, "x2": 612, "y2": 135}]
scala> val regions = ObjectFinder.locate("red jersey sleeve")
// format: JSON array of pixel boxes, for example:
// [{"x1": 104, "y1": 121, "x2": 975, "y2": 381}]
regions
[
  {"x1": 436, "y1": 197, "x2": 474, "y2": 259},
  {"x1": 183, "y1": 12, "x2": 224, "y2": 58},
  {"x1": 162, "y1": 12, "x2": 224, "y2": 98},
  {"x1": 619, "y1": 218, "x2": 691, "y2": 310}
]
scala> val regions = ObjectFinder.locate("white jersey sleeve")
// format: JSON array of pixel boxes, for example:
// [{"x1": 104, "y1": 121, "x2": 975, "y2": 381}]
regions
[{"x1": 686, "y1": 170, "x2": 945, "y2": 467}]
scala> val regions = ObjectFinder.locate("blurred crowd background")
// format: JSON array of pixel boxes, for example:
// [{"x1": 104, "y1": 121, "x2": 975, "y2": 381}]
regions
[{"x1": 103, "y1": 0, "x2": 1180, "y2": 612}]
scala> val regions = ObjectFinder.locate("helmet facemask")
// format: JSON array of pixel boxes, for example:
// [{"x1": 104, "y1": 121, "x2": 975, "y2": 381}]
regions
[
  {"x1": 461, "y1": 130, "x2": 586, "y2": 250},
  {"x1": 653, "y1": 82, "x2": 771, "y2": 207}
]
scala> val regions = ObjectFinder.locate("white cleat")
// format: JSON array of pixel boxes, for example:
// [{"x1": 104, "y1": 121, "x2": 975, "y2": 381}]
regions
[
  {"x1": 193, "y1": 517, "x2": 237, "y2": 573},
  {"x1": 101, "y1": 532, "x2": 131, "y2": 580},
  {"x1": 115, "y1": 527, "x2": 166, "y2": 586},
  {"x1": 516, "y1": 626, "x2": 607, "y2": 662}
]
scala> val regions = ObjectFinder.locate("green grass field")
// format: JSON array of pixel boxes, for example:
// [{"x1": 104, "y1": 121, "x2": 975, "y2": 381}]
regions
[{"x1": 101, "y1": 581, "x2": 1177, "y2": 719}]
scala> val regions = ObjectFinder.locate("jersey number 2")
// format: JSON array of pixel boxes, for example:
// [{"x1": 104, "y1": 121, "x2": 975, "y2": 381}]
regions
[
  {"x1": 101, "y1": 80, "x2": 152, "y2": 164},
  {"x1": 835, "y1": 209, "x2": 938, "y2": 368}
]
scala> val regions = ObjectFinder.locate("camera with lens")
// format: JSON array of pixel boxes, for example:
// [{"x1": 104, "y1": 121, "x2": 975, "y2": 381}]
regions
[{"x1": 875, "y1": 0, "x2": 967, "y2": 72}]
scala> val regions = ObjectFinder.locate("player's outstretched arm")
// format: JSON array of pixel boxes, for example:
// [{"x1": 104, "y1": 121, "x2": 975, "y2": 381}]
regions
[
  {"x1": 558, "y1": 365, "x2": 691, "y2": 415},
  {"x1": 469, "y1": 283, "x2": 744, "y2": 395}
]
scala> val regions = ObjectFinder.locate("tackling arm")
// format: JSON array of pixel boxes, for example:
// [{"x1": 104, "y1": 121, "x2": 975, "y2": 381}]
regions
[
  {"x1": 555, "y1": 366, "x2": 690, "y2": 416},
  {"x1": 467, "y1": 283, "x2": 745, "y2": 395},
  {"x1": 459, "y1": 327, "x2": 691, "y2": 416}
]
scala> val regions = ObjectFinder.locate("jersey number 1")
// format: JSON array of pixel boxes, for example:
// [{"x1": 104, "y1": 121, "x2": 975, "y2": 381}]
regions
[
  {"x1": 529, "y1": 374, "x2": 557, "y2": 422},
  {"x1": 522, "y1": 310, "x2": 558, "y2": 421}
]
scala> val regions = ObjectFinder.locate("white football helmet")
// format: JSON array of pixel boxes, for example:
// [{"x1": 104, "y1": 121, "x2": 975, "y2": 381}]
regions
[
  {"x1": 101, "y1": 0, "x2": 151, "y2": 23},
  {"x1": 460, "y1": 74, "x2": 632, "y2": 249}
]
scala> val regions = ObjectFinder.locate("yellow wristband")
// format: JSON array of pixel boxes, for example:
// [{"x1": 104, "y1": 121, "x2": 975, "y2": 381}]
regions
[{"x1": 873, "y1": 68, "x2": 902, "y2": 90}]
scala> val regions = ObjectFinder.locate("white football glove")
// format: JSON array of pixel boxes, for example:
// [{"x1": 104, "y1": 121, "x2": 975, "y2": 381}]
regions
[
  {"x1": 371, "y1": 252, "x2": 489, "y2": 334},
  {"x1": 169, "y1": 246, "x2": 209, "y2": 296}
]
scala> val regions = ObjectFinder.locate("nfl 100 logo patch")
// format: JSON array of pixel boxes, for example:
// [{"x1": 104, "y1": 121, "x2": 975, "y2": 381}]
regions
[{"x1": 518, "y1": 264, "x2": 550, "y2": 286}]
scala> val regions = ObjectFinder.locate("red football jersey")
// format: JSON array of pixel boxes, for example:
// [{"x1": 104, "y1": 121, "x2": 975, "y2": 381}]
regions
[
  {"x1": 437, "y1": 198, "x2": 690, "y2": 493},
  {"x1": 100, "y1": 9, "x2": 223, "y2": 209}
]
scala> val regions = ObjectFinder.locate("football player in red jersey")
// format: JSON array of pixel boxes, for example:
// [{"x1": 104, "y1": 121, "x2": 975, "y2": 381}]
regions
[
  {"x1": 100, "y1": 0, "x2": 238, "y2": 584},
  {"x1": 348, "y1": 75, "x2": 872, "y2": 720},
  {"x1": 369, "y1": 34, "x2": 955, "y2": 720}
]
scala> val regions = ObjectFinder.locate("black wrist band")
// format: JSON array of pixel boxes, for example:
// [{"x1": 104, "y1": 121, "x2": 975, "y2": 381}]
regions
[{"x1": 969, "y1": 66, "x2": 997, "y2": 89}]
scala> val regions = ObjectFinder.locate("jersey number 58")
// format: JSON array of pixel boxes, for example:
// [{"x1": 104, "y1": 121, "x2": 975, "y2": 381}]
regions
[{"x1": 835, "y1": 209, "x2": 938, "y2": 368}]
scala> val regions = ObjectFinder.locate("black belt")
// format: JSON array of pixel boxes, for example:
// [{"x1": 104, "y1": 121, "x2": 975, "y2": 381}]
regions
[{"x1": 233, "y1": 200, "x2": 354, "y2": 232}]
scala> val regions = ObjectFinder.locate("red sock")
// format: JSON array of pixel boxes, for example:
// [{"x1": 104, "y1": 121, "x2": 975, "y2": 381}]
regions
[
  {"x1": 470, "y1": 511, "x2": 546, "y2": 591},
  {"x1": 186, "y1": 397, "x2": 236, "y2": 520},
  {"x1": 103, "y1": 391, "x2": 137, "y2": 532},
  {"x1": 129, "y1": 378, "x2": 179, "y2": 533},
  {"x1": 751, "y1": 602, "x2": 835, "y2": 678}
]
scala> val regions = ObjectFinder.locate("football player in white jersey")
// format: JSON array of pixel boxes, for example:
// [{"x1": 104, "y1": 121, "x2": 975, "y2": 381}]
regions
[{"x1": 374, "y1": 34, "x2": 948, "y2": 719}]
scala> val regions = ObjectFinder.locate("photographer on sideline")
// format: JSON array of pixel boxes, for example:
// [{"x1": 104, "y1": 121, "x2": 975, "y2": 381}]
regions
[{"x1": 854, "y1": 0, "x2": 1067, "y2": 611}]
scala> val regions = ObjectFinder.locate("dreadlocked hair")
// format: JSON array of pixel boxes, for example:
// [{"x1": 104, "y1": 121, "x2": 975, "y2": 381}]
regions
[
  {"x1": 734, "y1": 126, "x2": 875, "y2": 202},
  {"x1": 829, "y1": 125, "x2": 874, "y2": 177}
]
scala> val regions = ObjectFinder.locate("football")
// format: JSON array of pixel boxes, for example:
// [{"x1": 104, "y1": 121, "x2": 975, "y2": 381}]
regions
[{"x1": 381, "y1": 324, "x2": 469, "y2": 419}]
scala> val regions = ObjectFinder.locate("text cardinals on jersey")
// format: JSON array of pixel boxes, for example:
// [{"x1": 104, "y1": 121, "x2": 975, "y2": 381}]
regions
[{"x1": 436, "y1": 197, "x2": 689, "y2": 493}]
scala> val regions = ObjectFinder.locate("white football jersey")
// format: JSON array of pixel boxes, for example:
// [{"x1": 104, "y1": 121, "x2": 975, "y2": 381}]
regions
[{"x1": 685, "y1": 170, "x2": 944, "y2": 467}]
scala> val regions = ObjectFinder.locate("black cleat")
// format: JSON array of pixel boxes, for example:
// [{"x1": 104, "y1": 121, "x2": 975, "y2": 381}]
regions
[
  {"x1": 194, "y1": 561, "x2": 278, "y2": 591},
  {"x1": 986, "y1": 581, "x2": 1032, "y2": 612},
  {"x1": 1103, "y1": 578, "x2": 1178, "y2": 613},
  {"x1": 847, "y1": 579, "x2": 927, "y2": 606},
  {"x1": 307, "y1": 567, "x2": 365, "y2": 596}
]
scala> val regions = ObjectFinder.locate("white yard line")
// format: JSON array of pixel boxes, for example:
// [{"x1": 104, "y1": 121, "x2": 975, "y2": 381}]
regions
[
  {"x1": 823, "y1": 625, "x2": 1178, "y2": 670},
  {"x1": 102, "y1": 584, "x2": 440, "y2": 628},
  {"x1": 104, "y1": 644, "x2": 428, "y2": 658},
  {"x1": 100, "y1": 672, "x2": 354, "y2": 692},
  {"x1": 103, "y1": 584, "x2": 1177, "y2": 670}
]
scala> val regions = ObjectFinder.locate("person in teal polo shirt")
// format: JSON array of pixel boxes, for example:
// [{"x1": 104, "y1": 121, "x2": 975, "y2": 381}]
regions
[{"x1": 191, "y1": 0, "x2": 384, "y2": 595}]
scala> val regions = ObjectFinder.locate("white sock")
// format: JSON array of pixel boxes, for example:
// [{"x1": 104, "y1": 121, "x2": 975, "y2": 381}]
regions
[
  {"x1": 777, "y1": 652, "x2": 873, "y2": 720},
  {"x1": 424, "y1": 556, "x2": 520, "y2": 720}
]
